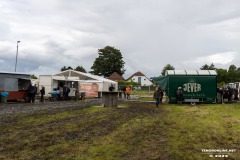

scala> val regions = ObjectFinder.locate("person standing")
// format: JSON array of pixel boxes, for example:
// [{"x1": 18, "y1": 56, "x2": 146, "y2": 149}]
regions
[
  {"x1": 63, "y1": 85, "x2": 68, "y2": 100},
  {"x1": 126, "y1": 86, "x2": 131, "y2": 99},
  {"x1": 118, "y1": 86, "x2": 122, "y2": 99},
  {"x1": 159, "y1": 87, "x2": 164, "y2": 103},
  {"x1": 33, "y1": 84, "x2": 38, "y2": 102},
  {"x1": 27, "y1": 83, "x2": 36, "y2": 103},
  {"x1": 153, "y1": 88, "x2": 161, "y2": 107},
  {"x1": 122, "y1": 86, "x2": 126, "y2": 99},
  {"x1": 58, "y1": 86, "x2": 63, "y2": 100},
  {"x1": 108, "y1": 84, "x2": 115, "y2": 91},
  {"x1": 40, "y1": 86, "x2": 45, "y2": 102},
  {"x1": 66, "y1": 86, "x2": 70, "y2": 100},
  {"x1": 176, "y1": 87, "x2": 183, "y2": 104}
]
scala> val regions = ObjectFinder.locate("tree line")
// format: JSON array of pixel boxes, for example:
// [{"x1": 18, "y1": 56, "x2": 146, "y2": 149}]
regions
[
  {"x1": 59, "y1": 45, "x2": 239, "y2": 86},
  {"x1": 61, "y1": 65, "x2": 87, "y2": 73}
]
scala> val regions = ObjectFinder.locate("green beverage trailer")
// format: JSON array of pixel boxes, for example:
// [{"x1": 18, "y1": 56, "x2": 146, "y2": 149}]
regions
[{"x1": 153, "y1": 70, "x2": 217, "y2": 103}]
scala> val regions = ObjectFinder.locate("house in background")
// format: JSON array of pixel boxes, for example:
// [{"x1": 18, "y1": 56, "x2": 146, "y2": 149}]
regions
[
  {"x1": 107, "y1": 72, "x2": 125, "y2": 82},
  {"x1": 126, "y1": 71, "x2": 153, "y2": 86}
]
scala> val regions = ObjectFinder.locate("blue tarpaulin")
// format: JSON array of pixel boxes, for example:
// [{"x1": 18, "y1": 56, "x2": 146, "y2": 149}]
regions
[
  {"x1": 0, "y1": 92, "x2": 9, "y2": 97},
  {"x1": 80, "y1": 92, "x2": 86, "y2": 95},
  {"x1": 51, "y1": 91, "x2": 59, "y2": 95}
]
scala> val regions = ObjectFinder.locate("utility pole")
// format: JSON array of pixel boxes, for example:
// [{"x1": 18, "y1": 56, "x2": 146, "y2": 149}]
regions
[{"x1": 14, "y1": 41, "x2": 21, "y2": 72}]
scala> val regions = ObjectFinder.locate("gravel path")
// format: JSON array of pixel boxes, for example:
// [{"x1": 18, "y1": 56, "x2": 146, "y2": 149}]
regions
[
  {"x1": 0, "y1": 97, "x2": 155, "y2": 115},
  {"x1": 0, "y1": 99, "x2": 101, "y2": 115}
]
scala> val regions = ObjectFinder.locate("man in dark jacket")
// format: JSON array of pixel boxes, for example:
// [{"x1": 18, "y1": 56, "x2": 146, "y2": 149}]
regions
[
  {"x1": 158, "y1": 87, "x2": 164, "y2": 103},
  {"x1": 153, "y1": 88, "x2": 161, "y2": 107},
  {"x1": 40, "y1": 86, "x2": 45, "y2": 102},
  {"x1": 33, "y1": 84, "x2": 38, "y2": 103},
  {"x1": 122, "y1": 86, "x2": 126, "y2": 99},
  {"x1": 109, "y1": 84, "x2": 115, "y2": 91},
  {"x1": 27, "y1": 83, "x2": 36, "y2": 103},
  {"x1": 63, "y1": 85, "x2": 70, "y2": 100},
  {"x1": 176, "y1": 87, "x2": 183, "y2": 104}
]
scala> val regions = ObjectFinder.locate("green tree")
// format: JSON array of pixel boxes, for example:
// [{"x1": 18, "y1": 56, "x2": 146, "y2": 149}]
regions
[
  {"x1": 216, "y1": 68, "x2": 228, "y2": 84},
  {"x1": 200, "y1": 63, "x2": 216, "y2": 70},
  {"x1": 118, "y1": 81, "x2": 139, "y2": 86},
  {"x1": 237, "y1": 67, "x2": 240, "y2": 81},
  {"x1": 31, "y1": 74, "x2": 38, "y2": 79},
  {"x1": 61, "y1": 66, "x2": 73, "y2": 71},
  {"x1": 90, "y1": 46, "x2": 125, "y2": 77},
  {"x1": 75, "y1": 66, "x2": 87, "y2": 73},
  {"x1": 161, "y1": 64, "x2": 175, "y2": 76},
  {"x1": 228, "y1": 65, "x2": 238, "y2": 82}
]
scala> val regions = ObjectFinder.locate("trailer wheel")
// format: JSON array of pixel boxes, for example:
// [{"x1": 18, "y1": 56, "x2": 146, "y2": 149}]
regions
[{"x1": 190, "y1": 102, "x2": 196, "y2": 106}]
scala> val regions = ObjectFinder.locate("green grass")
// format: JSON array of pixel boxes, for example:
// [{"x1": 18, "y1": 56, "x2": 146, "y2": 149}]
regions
[
  {"x1": 137, "y1": 97, "x2": 153, "y2": 101},
  {"x1": 131, "y1": 90, "x2": 154, "y2": 96},
  {"x1": 0, "y1": 103, "x2": 239, "y2": 159},
  {"x1": 163, "y1": 104, "x2": 240, "y2": 159}
]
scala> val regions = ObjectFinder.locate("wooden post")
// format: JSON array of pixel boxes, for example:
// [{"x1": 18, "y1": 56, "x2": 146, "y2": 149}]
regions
[{"x1": 100, "y1": 91, "x2": 118, "y2": 107}]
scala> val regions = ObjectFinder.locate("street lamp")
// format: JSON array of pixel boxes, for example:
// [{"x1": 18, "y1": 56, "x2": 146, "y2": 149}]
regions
[{"x1": 14, "y1": 41, "x2": 21, "y2": 72}]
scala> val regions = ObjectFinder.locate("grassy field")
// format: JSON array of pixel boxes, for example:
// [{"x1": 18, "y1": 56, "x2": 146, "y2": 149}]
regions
[
  {"x1": 131, "y1": 90, "x2": 154, "y2": 96},
  {"x1": 0, "y1": 102, "x2": 239, "y2": 160}
]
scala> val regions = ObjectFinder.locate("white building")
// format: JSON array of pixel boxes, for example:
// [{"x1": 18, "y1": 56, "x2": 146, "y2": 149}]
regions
[{"x1": 126, "y1": 71, "x2": 153, "y2": 86}]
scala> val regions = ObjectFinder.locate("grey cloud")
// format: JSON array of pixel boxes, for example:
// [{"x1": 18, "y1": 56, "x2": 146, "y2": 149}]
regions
[{"x1": 1, "y1": 0, "x2": 240, "y2": 77}]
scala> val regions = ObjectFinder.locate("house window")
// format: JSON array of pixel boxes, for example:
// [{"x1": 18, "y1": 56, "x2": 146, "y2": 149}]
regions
[{"x1": 144, "y1": 79, "x2": 146, "y2": 81}]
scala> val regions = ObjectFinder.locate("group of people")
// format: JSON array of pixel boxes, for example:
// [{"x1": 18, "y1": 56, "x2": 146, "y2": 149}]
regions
[
  {"x1": 27, "y1": 83, "x2": 184, "y2": 105},
  {"x1": 57, "y1": 84, "x2": 71, "y2": 100},
  {"x1": 27, "y1": 83, "x2": 71, "y2": 103},
  {"x1": 153, "y1": 86, "x2": 184, "y2": 107},
  {"x1": 108, "y1": 84, "x2": 131, "y2": 99},
  {"x1": 118, "y1": 86, "x2": 131, "y2": 99},
  {"x1": 217, "y1": 86, "x2": 238, "y2": 102},
  {"x1": 27, "y1": 84, "x2": 45, "y2": 103}
]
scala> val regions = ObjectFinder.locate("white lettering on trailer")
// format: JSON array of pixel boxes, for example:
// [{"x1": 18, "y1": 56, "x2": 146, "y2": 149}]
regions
[{"x1": 183, "y1": 83, "x2": 201, "y2": 93}]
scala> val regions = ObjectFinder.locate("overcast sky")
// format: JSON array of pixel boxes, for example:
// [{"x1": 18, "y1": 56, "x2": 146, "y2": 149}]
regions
[{"x1": 1, "y1": 0, "x2": 240, "y2": 78}]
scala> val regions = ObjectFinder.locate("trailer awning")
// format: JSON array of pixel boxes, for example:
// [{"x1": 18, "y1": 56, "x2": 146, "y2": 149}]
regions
[{"x1": 151, "y1": 76, "x2": 168, "y2": 91}]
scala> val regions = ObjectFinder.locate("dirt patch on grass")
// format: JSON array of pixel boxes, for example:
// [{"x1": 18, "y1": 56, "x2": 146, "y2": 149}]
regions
[
  {"x1": 0, "y1": 102, "x2": 239, "y2": 159},
  {"x1": 0, "y1": 101, "x2": 168, "y2": 160}
]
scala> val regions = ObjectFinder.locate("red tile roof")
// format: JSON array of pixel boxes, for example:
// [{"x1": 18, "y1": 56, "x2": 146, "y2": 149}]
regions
[{"x1": 107, "y1": 72, "x2": 125, "y2": 81}]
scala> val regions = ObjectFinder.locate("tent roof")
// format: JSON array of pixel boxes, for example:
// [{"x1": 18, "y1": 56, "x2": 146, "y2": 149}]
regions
[
  {"x1": 165, "y1": 70, "x2": 217, "y2": 76},
  {"x1": 54, "y1": 70, "x2": 117, "y2": 84}
]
